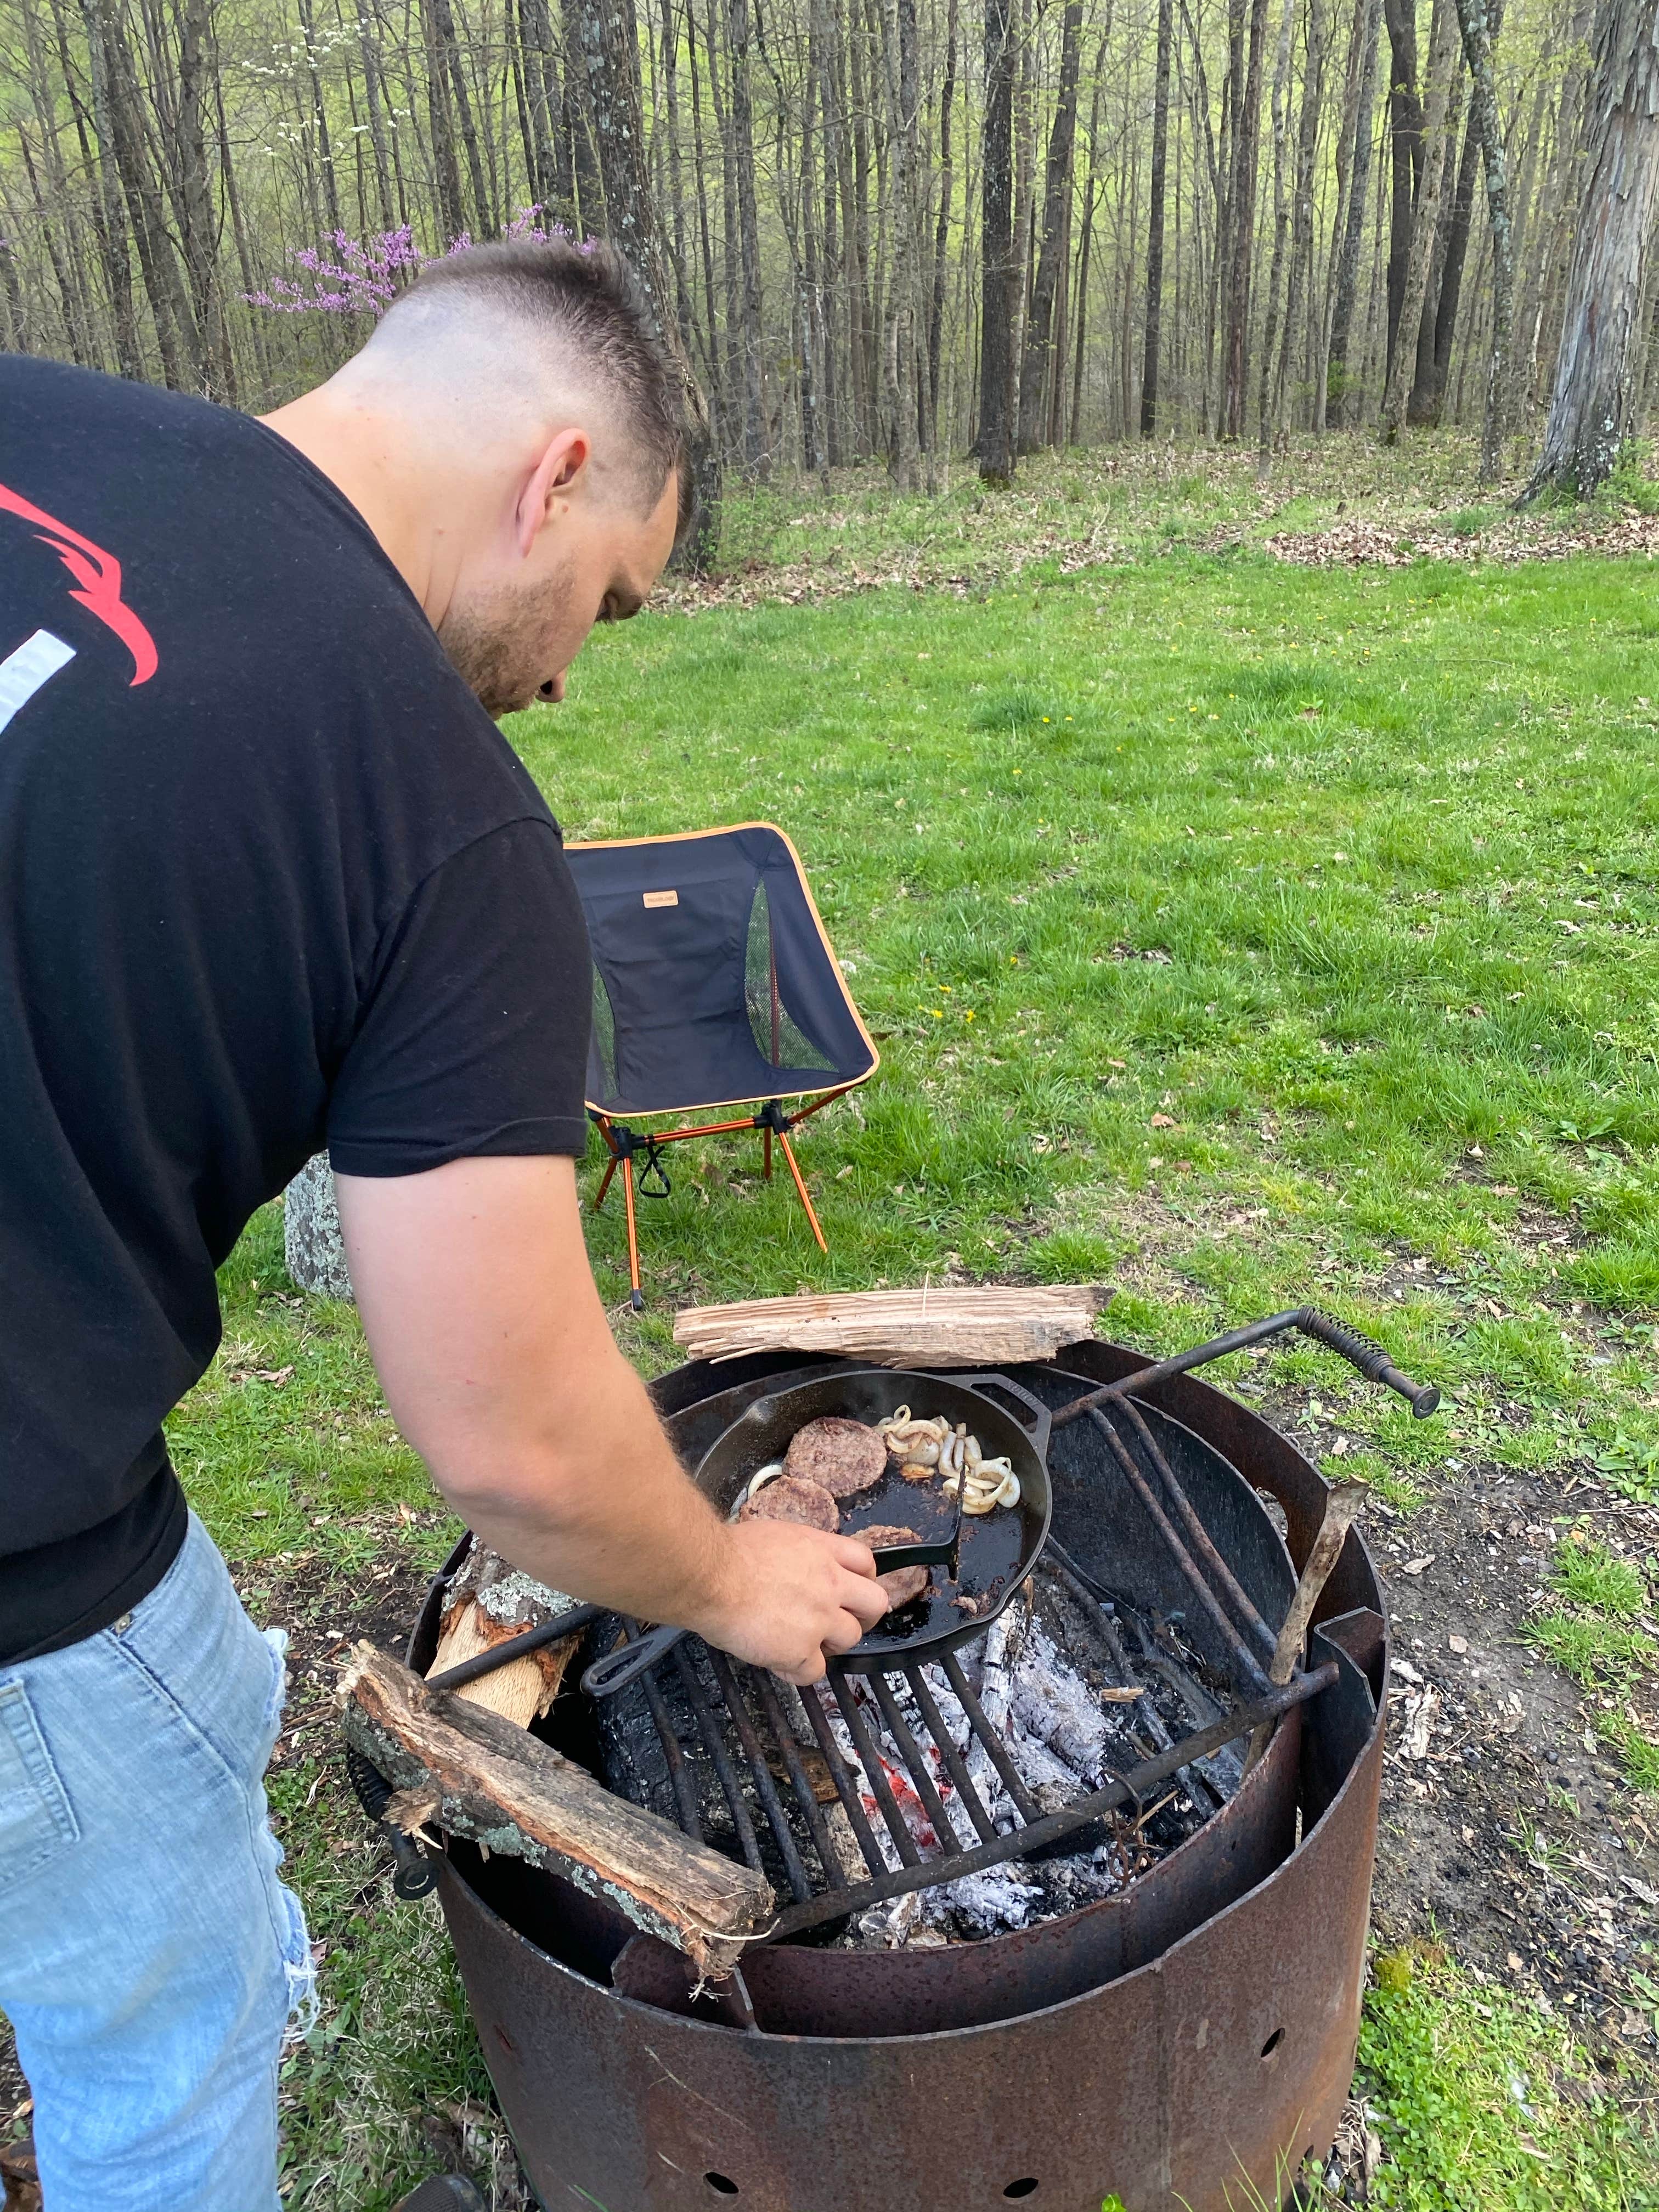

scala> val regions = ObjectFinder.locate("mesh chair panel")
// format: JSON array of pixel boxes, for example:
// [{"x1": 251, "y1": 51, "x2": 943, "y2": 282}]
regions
[
  {"x1": 744, "y1": 882, "x2": 836, "y2": 1075},
  {"x1": 567, "y1": 826, "x2": 876, "y2": 1117},
  {"x1": 590, "y1": 965, "x2": 620, "y2": 1104}
]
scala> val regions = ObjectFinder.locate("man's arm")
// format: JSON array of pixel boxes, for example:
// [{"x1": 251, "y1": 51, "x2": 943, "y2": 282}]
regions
[{"x1": 334, "y1": 1154, "x2": 888, "y2": 1683}]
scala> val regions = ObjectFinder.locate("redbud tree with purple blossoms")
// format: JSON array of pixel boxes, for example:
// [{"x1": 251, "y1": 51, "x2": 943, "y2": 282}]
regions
[{"x1": 242, "y1": 208, "x2": 567, "y2": 318}]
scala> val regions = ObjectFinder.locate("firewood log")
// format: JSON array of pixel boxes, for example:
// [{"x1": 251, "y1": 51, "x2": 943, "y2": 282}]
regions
[
  {"x1": 429, "y1": 1541, "x2": 579, "y2": 1726},
  {"x1": 344, "y1": 1644, "x2": 774, "y2": 1974},
  {"x1": 672, "y1": 1283, "x2": 1111, "y2": 1369}
]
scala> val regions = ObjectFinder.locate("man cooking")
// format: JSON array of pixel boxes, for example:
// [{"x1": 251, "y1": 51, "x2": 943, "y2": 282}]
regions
[{"x1": 0, "y1": 237, "x2": 890, "y2": 2210}]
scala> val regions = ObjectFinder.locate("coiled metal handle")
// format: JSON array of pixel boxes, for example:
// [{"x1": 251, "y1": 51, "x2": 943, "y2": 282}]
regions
[
  {"x1": 1294, "y1": 1306, "x2": 1440, "y2": 1418},
  {"x1": 343, "y1": 1740, "x2": 439, "y2": 1900}
]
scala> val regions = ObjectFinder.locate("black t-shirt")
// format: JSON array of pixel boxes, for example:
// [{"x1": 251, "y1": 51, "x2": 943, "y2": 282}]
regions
[{"x1": 0, "y1": 357, "x2": 592, "y2": 1662}]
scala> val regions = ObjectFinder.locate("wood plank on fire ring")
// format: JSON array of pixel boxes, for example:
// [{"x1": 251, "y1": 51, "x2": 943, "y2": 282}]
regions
[
  {"x1": 342, "y1": 1645, "x2": 775, "y2": 1976},
  {"x1": 673, "y1": 1282, "x2": 1113, "y2": 1368}
]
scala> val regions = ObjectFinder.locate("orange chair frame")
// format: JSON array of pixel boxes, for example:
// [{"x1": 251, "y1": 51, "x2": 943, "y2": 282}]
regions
[{"x1": 590, "y1": 1084, "x2": 864, "y2": 1310}]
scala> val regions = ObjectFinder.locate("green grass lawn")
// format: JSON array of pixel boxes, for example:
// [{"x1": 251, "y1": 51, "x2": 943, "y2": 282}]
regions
[{"x1": 100, "y1": 529, "x2": 1659, "y2": 2203}]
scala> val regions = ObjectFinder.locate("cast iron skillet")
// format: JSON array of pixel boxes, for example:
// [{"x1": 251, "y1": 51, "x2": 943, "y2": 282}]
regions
[{"x1": 580, "y1": 1368, "x2": 1052, "y2": 1694}]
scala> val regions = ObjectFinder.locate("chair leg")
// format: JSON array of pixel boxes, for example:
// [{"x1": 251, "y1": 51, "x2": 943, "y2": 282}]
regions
[
  {"x1": 777, "y1": 1130, "x2": 827, "y2": 1253},
  {"x1": 620, "y1": 1150, "x2": 644, "y2": 1308},
  {"x1": 763, "y1": 1126, "x2": 773, "y2": 1181},
  {"x1": 593, "y1": 1154, "x2": 618, "y2": 1213}
]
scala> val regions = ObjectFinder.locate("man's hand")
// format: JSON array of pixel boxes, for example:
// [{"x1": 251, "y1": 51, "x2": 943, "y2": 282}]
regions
[
  {"x1": 333, "y1": 1155, "x2": 885, "y2": 1679},
  {"x1": 694, "y1": 1524, "x2": 890, "y2": 1684}
]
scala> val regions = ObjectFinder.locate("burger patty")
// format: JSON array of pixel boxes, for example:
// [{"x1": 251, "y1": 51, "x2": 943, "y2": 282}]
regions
[
  {"x1": 854, "y1": 1524, "x2": 931, "y2": 1612},
  {"x1": 783, "y1": 1417, "x2": 888, "y2": 1498},
  {"x1": 738, "y1": 1474, "x2": 840, "y2": 1532}
]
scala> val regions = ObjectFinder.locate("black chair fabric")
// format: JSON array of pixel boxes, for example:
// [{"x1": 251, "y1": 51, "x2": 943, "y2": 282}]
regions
[{"x1": 565, "y1": 824, "x2": 878, "y2": 1117}]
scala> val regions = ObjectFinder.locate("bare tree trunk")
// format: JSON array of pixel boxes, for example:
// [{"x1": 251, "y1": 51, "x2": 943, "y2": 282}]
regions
[
  {"x1": 725, "y1": 0, "x2": 770, "y2": 470},
  {"x1": 876, "y1": 0, "x2": 922, "y2": 485},
  {"x1": 1011, "y1": 0, "x2": 1034, "y2": 388},
  {"x1": 1141, "y1": 0, "x2": 1175, "y2": 432},
  {"x1": 581, "y1": 0, "x2": 723, "y2": 560},
  {"x1": 800, "y1": 0, "x2": 826, "y2": 470},
  {"x1": 1406, "y1": 41, "x2": 1465, "y2": 422},
  {"x1": 16, "y1": 134, "x2": 89, "y2": 364},
  {"x1": 1380, "y1": 0, "x2": 1459, "y2": 439},
  {"x1": 1072, "y1": 170, "x2": 1097, "y2": 436},
  {"x1": 516, "y1": 0, "x2": 561, "y2": 214},
  {"x1": 684, "y1": 1, "x2": 728, "y2": 436},
  {"x1": 928, "y1": 0, "x2": 959, "y2": 427},
  {"x1": 0, "y1": 240, "x2": 25, "y2": 353},
  {"x1": 815, "y1": 0, "x2": 845, "y2": 461},
  {"x1": 1017, "y1": 0, "x2": 1084, "y2": 450},
  {"x1": 423, "y1": 0, "x2": 470, "y2": 234},
  {"x1": 295, "y1": 0, "x2": 343, "y2": 233},
  {"x1": 977, "y1": 0, "x2": 1018, "y2": 478},
  {"x1": 1381, "y1": 0, "x2": 1423, "y2": 385},
  {"x1": 847, "y1": 0, "x2": 876, "y2": 448},
  {"x1": 562, "y1": 0, "x2": 603, "y2": 227},
  {"x1": 1524, "y1": 0, "x2": 1659, "y2": 498},
  {"x1": 1277, "y1": 0, "x2": 1330, "y2": 433},
  {"x1": 356, "y1": 0, "x2": 400, "y2": 227},
  {"x1": 1075, "y1": 29, "x2": 1109, "y2": 439},
  {"x1": 44, "y1": 0, "x2": 139, "y2": 376},
  {"x1": 432, "y1": 0, "x2": 494, "y2": 232},
  {"x1": 79, "y1": 0, "x2": 192, "y2": 384},
  {"x1": 18, "y1": 0, "x2": 102, "y2": 365},
  {"x1": 1220, "y1": 0, "x2": 1273, "y2": 434},
  {"x1": 284, "y1": 1156, "x2": 353, "y2": 1299},
  {"x1": 1326, "y1": 0, "x2": 1380, "y2": 420},
  {"x1": 1256, "y1": 0, "x2": 1297, "y2": 454},
  {"x1": 169, "y1": 0, "x2": 235, "y2": 397},
  {"x1": 1453, "y1": 0, "x2": 1513, "y2": 482},
  {"x1": 1420, "y1": 96, "x2": 1483, "y2": 421}
]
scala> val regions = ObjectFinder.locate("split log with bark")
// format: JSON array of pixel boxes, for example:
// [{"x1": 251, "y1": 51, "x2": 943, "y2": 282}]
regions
[
  {"x1": 344, "y1": 1641, "x2": 775, "y2": 1973},
  {"x1": 672, "y1": 1282, "x2": 1111, "y2": 1366},
  {"x1": 430, "y1": 1541, "x2": 584, "y2": 1725}
]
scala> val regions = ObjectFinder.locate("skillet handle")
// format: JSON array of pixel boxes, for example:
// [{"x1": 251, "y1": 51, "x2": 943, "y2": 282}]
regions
[
  {"x1": 952, "y1": 1372, "x2": 1052, "y2": 1464},
  {"x1": 581, "y1": 1621, "x2": 687, "y2": 1699}
]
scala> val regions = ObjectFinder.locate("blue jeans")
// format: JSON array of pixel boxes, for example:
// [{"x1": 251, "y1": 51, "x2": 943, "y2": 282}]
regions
[{"x1": 0, "y1": 1514, "x2": 312, "y2": 2209}]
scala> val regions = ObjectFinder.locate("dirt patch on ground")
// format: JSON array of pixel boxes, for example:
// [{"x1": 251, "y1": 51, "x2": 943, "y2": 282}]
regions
[
  {"x1": 1264, "y1": 1389, "x2": 1659, "y2": 2068},
  {"x1": 254, "y1": 1527, "x2": 439, "y2": 1788}
]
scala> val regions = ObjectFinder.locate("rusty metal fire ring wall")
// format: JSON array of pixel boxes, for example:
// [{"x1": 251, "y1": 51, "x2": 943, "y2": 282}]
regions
[{"x1": 416, "y1": 1342, "x2": 1389, "y2": 2212}]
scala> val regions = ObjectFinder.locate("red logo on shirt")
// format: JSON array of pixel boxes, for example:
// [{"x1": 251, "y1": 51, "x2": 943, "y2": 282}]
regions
[{"x1": 0, "y1": 479, "x2": 158, "y2": 686}]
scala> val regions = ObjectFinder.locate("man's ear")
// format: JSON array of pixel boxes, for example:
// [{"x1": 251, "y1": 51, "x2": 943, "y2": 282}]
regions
[{"x1": 516, "y1": 427, "x2": 591, "y2": 558}]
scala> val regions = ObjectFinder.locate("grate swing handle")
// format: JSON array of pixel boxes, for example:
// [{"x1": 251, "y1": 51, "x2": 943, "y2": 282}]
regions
[
  {"x1": 1051, "y1": 1305, "x2": 1440, "y2": 1429},
  {"x1": 343, "y1": 1740, "x2": 439, "y2": 1900},
  {"x1": 1292, "y1": 1306, "x2": 1441, "y2": 1419}
]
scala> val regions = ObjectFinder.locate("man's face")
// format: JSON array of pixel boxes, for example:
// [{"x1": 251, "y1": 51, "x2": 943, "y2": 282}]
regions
[{"x1": 438, "y1": 462, "x2": 679, "y2": 719}]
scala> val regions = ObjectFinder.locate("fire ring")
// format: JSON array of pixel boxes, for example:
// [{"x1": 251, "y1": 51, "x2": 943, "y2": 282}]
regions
[{"x1": 408, "y1": 1338, "x2": 1389, "y2": 2212}]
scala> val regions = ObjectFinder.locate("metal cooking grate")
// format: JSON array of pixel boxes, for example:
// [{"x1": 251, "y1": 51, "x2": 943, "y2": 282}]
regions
[
  {"x1": 599, "y1": 1610, "x2": 1333, "y2": 1945},
  {"x1": 593, "y1": 1382, "x2": 1334, "y2": 1946}
]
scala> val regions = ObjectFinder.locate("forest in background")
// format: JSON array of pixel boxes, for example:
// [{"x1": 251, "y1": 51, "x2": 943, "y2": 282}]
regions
[{"x1": 1, "y1": 0, "x2": 1657, "y2": 509}]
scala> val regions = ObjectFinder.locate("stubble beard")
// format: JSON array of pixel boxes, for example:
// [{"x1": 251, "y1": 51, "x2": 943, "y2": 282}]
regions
[{"x1": 437, "y1": 558, "x2": 574, "y2": 720}]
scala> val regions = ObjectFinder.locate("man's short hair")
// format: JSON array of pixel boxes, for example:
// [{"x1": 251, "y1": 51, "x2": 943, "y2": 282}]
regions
[{"x1": 382, "y1": 237, "x2": 690, "y2": 533}]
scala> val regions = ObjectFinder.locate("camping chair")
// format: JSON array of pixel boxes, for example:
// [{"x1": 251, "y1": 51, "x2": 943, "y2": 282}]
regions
[{"x1": 564, "y1": 823, "x2": 880, "y2": 1307}]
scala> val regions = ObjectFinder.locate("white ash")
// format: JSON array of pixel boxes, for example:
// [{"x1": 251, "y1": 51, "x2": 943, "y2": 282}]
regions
[
  {"x1": 817, "y1": 1605, "x2": 1157, "y2": 1944},
  {"x1": 1010, "y1": 1621, "x2": 1120, "y2": 1782}
]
